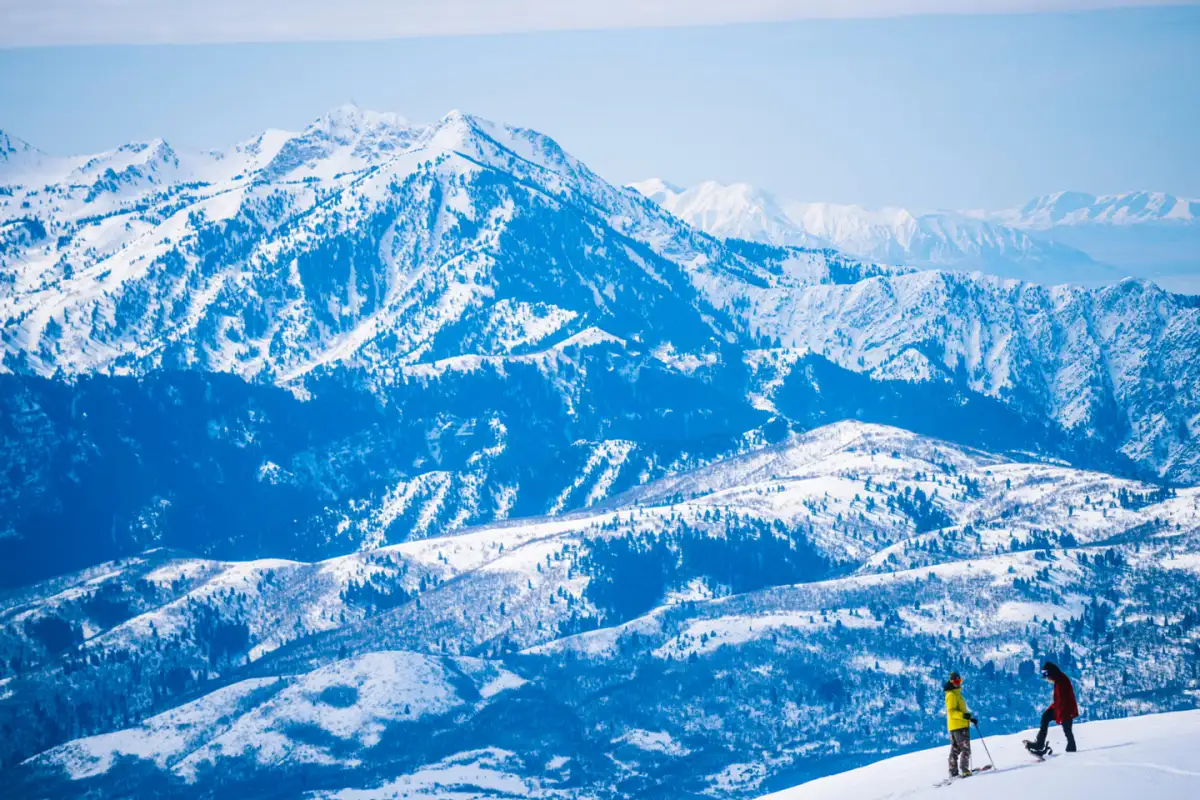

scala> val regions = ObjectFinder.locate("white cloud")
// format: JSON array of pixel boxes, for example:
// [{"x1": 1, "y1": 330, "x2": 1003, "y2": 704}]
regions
[{"x1": 0, "y1": 0, "x2": 1193, "y2": 47}]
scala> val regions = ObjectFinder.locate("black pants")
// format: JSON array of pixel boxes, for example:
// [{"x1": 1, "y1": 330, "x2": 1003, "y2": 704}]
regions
[{"x1": 1034, "y1": 707, "x2": 1076, "y2": 752}]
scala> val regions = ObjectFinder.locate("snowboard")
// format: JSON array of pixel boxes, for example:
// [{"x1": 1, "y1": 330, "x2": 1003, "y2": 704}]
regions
[{"x1": 1023, "y1": 740, "x2": 1054, "y2": 761}]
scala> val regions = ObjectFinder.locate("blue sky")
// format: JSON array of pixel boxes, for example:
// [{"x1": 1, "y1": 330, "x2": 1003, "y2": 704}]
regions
[{"x1": 1, "y1": 6, "x2": 1197, "y2": 209}]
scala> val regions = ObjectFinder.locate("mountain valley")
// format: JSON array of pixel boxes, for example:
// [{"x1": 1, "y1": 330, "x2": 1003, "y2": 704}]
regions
[{"x1": 1, "y1": 106, "x2": 1198, "y2": 799}]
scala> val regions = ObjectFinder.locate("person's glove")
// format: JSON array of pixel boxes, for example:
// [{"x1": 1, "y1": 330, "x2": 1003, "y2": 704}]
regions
[{"x1": 965, "y1": 713, "x2": 977, "y2": 723}]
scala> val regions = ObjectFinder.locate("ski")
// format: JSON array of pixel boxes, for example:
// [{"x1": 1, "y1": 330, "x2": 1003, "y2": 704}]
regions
[{"x1": 933, "y1": 764, "x2": 994, "y2": 788}]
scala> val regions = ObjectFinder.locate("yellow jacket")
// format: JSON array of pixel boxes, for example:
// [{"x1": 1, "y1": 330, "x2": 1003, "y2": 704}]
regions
[{"x1": 945, "y1": 687, "x2": 971, "y2": 731}]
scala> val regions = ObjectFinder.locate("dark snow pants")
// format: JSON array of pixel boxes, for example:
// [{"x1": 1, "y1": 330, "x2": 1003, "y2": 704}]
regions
[
  {"x1": 1034, "y1": 707, "x2": 1077, "y2": 752},
  {"x1": 948, "y1": 727, "x2": 971, "y2": 776}
]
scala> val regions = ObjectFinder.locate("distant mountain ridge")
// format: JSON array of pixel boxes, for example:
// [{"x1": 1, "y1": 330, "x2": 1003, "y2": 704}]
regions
[
  {"x1": 995, "y1": 190, "x2": 1200, "y2": 293},
  {"x1": 632, "y1": 179, "x2": 1199, "y2": 289},
  {"x1": 998, "y1": 189, "x2": 1199, "y2": 228}
]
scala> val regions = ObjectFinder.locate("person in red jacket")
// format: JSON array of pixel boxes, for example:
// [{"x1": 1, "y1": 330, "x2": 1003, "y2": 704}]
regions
[{"x1": 1027, "y1": 661, "x2": 1079, "y2": 755}]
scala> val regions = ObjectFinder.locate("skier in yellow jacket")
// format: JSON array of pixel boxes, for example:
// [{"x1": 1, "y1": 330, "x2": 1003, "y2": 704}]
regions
[{"x1": 944, "y1": 671, "x2": 977, "y2": 778}]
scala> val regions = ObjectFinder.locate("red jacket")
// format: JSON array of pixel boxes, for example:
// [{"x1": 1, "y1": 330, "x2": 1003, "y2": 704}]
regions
[{"x1": 1051, "y1": 674, "x2": 1079, "y2": 723}]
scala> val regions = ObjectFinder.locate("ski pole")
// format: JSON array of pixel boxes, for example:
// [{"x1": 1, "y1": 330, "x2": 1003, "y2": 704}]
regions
[{"x1": 973, "y1": 720, "x2": 996, "y2": 769}]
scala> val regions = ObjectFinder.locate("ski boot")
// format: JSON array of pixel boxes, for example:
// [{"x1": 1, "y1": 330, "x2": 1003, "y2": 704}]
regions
[{"x1": 1023, "y1": 740, "x2": 1053, "y2": 761}]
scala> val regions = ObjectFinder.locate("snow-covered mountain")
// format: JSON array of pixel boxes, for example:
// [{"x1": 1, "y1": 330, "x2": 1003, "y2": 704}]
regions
[
  {"x1": 1, "y1": 108, "x2": 1198, "y2": 595},
  {"x1": 634, "y1": 180, "x2": 1200, "y2": 292},
  {"x1": 994, "y1": 191, "x2": 1200, "y2": 294},
  {"x1": 0, "y1": 106, "x2": 423, "y2": 191},
  {"x1": 743, "y1": 273, "x2": 1200, "y2": 482},
  {"x1": 631, "y1": 179, "x2": 1116, "y2": 285},
  {"x1": 632, "y1": 179, "x2": 832, "y2": 249},
  {"x1": 1, "y1": 105, "x2": 759, "y2": 382},
  {"x1": 760, "y1": 710, "x2": 1200, "y2": 799},
  {"x1": 0, "y1": 111, "x2": 1197, "y2": 479},
  {"x1": 3, "y1": 422, "x2": 1198, "y2": 796},
  {"x1": 997, "y1": 190, "x2": 1199, "y2": 228},
  {"x1": 3, "y1": 269, "x2": 1198, "y2": 592}
]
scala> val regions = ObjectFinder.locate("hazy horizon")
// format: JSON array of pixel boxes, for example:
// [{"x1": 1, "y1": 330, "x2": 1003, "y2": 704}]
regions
[{"x1": 2, "y1": 7, "x2": 1198, "y2": 209}]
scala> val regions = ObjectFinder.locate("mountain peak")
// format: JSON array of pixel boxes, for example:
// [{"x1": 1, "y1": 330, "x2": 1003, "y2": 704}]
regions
[
  {"x1": 0, "y1": 129, "x2": 45, "y2": 168},
  {"x1": 627, "y1": 178, "x2": 684, "y2": 206},
  {"x1": 310, "y1": 103, "x2": 411, "y2": 133},
  {"x1": 248, "y1": 104, "x2": 425, "y2": 180},
  {"x1": 0, "y1": 129, "x2": 26, "y2": 154},
  {"x1": 110, "y1": 137, "x2": 177, "y2": 163},
  {"x1": 634, "y1": 178, "x2": 831, "y2": 249},
  {"x1": 631, "y1": 177, "x2": 681, "y2": 194},
  {"x1": 431, "y1": 107, "x2": 489, "y2": 138},
  {"x1": 438, "y1": 108, "x2": 470, "y2": 123}
]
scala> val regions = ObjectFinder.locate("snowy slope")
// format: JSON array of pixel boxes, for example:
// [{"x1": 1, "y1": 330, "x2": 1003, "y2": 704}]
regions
[
  {"x1": 732, "y1": 272, "x2": 1200, "y2": 482},
  {"x1": 34, "y1": 650, "x2": 527, "y2": 781},
  {"x1": 759, "y1": 710, "x2": 1200, "y2": 800}
]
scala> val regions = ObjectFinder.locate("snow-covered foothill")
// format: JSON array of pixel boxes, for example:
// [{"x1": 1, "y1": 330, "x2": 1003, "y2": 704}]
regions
[{"x1": 32, "y1": 651, "x2": 528, "y2": 781}]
